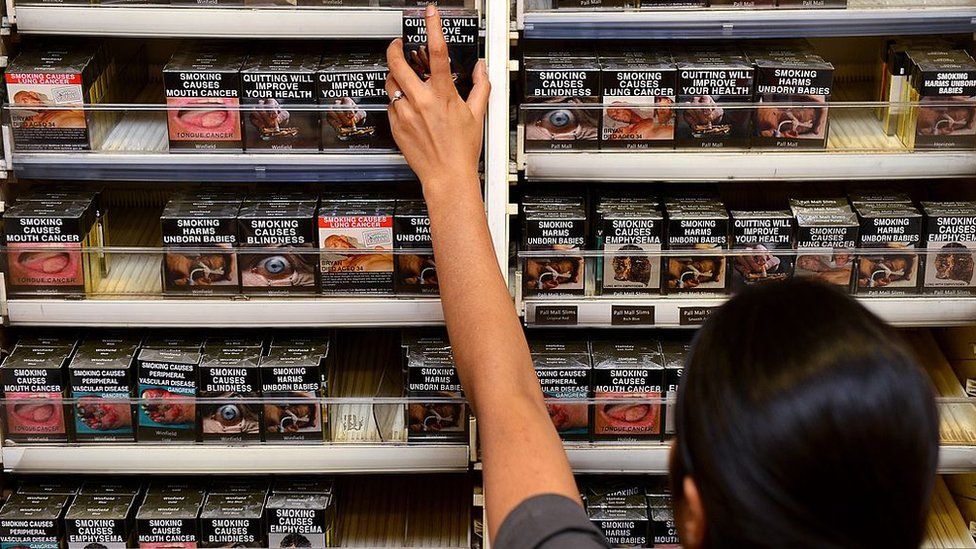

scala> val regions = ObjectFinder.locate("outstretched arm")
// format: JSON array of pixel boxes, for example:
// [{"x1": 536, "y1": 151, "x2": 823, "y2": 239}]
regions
[{"x1": 386, "y1": 5, "x2": 580, "y2": 539}]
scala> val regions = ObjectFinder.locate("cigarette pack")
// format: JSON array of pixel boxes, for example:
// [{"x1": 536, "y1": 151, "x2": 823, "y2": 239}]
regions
[
  {"x1": 318, "y1": 55, "x2": 394, "y2": 151},
  {"x1": 65, "y1": 494, "x2": 137, "y2": 549},
  {"x1": 922, "y1": 201, "x2": 976, "y2": 295},
  {"x1": 402, "y1": 9, "x2": 479, "y2": 99},
  {"x1": 730, "y1": 210, "x2": 795, "y2": 291},
  {"x1": 238, "y1": 201, "x2": 318, "y2": 295},
  {"x1": 523, "y1": 199, "x2": 588, "y2": 296},
  {"x1": 163, "y1": 48, "x2": 246, "y2": 152},
  {"x1": 854, "y1": 202, "x2": 923, "y2": 296},
  {"x1": 135, "y1": 348, "x2": 201, "y2": 442},
  {"x1": 675, "y1": 48, "x2": 754, "y2": 149},
  {"x1": 1, "y1": 346, "x2": 72, "y2": 443},
  {"x1": 591, "y1": 340, "x2": 664, "y2": 441},
  {"x1": 241, "y1": 52, "x2": 321, "y2": 153},
  {"x1": 600, "y1": 52, "x2": 676, "y2": 149},
  {"x1": 405, "y1": 333, "x2": 466, "y2": 442},
  {"x1": 595, "y1": 196, "x2": 663, "y2": 295},
  {"x1": 904, "y1": 49, "x2": 976, "y2": 150},
  {"x1": 790, "y1": 199, "x2": 859, "y2": 293},
  {"x1": 4, "y1": 200, "x2": 98, "y2": 296},
  {"x1": 524, "y1": 57, "x2": 601, "y2": 151},
  {"x1": 199, "y1": 347, "x2": 262, "y2": 443},
  {"x1": 265, "y1": 493, "x2": 336, "y2": 549},
  {"x1": 531, "y1": 343, "x2": 591, "y2": 440},
  {"x1": 318, "y1": 199, "x2": 395, "y2": 295},
  {"x1": 0, "y1": 494, "x2": 69, "y2": 549},
  {"x1": 69, "y1": 346, "x2": 137, "y2": 442},
  {"x1": 394, "y1": 199, "x2": 438, "y2": 295},
  {"x1": 6, "y1": 42, "x2": 107, "y2": 152},
  {"x1": 136, "y1": 493, "x2": 203, "y2": 548},
  {"x1": 260, "y1": 351, "x2": 324, "y2": 442},
  {"x1": 200, "y1": 493, "x2": 266, "y2": 548},
  {"x1": 160, "y1": 200, "x2": 241, "y2": 296},
  {"x1": 664, "y1": 200, "x2": 729, "y2": 294},
  {"x1": 751, "y1": 46, "x2": 834, "y2": 149}
]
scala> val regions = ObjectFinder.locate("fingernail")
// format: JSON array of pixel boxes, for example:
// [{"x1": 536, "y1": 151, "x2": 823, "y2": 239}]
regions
[{"x1": 425, "y1": 3, "x2": 435, "y2": 16}]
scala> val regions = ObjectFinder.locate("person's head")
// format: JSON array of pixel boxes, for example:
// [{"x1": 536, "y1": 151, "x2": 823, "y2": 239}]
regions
[{"x1": 671, "y1": 278, "x2": 939, "y2": 549}]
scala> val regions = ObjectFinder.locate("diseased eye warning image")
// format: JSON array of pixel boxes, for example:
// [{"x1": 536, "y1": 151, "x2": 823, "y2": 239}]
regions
[
  {"x1": 527, "y1": 99, "x2": 601, "y2": 143},
  {"x1": 240, "y1": 249, "x2": 316, "y2": 288}
]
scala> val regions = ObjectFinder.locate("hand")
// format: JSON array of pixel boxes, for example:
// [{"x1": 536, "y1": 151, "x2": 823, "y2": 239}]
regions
[
  {"x1": 326, "y1": 97, "x2": 367, "y2": 131},
  {"x1": 408, "y1": 45, "x2": 432, "y2": 79},
  {"x1": 385, "y1": 4, "x2": 490, "y2": 202},
  {"x1": 250, "y1": 98, "x2": 290, "y2": 131}
]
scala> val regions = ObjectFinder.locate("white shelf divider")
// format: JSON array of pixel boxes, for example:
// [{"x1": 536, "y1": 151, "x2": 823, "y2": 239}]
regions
[
  {"x1": 524, "y1": 151, "x2": 976, "y2": 182},
  {"x1": 5, "y1": 298, "x2": 445, "y2": 327},
  {"x1": 14, "y1": 5, "x2": 404, "y2": 38},
  {"x1": 1, "y1": 444, "x2": 470, "y2": 474},
  {"x1": 520, "y1": 6, "x2": 976, "y2": 38},
  {"x1": 564, "y1": 443, "x2": 976, "y2": 474}
]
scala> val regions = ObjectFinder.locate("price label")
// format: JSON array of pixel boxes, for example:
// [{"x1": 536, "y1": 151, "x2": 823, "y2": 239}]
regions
[
  {"x1": 534, "y1": 305, "x2": 579, "y2": 326},
  {"x1": 611, "y1": 306, "x2": 655, "y2": 326},
  {"x1": 679, "y1": 307, "x2": 718, "y2": 327}
]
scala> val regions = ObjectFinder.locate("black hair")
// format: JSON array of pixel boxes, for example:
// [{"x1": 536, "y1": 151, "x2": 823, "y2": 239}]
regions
[{"x1": 671, "y1": 278, "x2": 939, "y2": 549}]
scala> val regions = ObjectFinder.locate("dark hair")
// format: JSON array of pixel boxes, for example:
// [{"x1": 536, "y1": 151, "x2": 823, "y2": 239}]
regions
[{"x1": 671, "y1": 278, "x2": 939, "y2": 549}]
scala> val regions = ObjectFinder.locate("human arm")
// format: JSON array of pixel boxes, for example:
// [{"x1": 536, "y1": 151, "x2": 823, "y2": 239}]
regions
[{"x1": 385, "y1": 5, "x2": 582, "y2": 540}]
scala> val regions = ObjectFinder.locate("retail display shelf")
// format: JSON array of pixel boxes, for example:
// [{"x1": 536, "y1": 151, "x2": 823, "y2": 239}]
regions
[
  {"x1": 523, "y1": 297, "x2": 976, "y2": 328},
  {"x1": 13, "y1": 5, "x2": 405, "y2": 38},
  {"x1": 11, "y1": 151, "x2": 414, "y2": 182},
  {"x1": 522, "y1": 150, "x2": 976, "y2": 182},
  {"x1": 5, "y1": 298, "x2": 446, "y2": 327},
  {"x1": 564, "y1": 443, "x2": 976, "y2": 474},
  {"x1": 7, "y1": 108, "x2": 414, "y2": 181},
  {"x1": 520, "y1": 7, "x2": 976, "y2": 39},
  {"x1": 0, "y1": 444, "x2": 471, "y2": 474}
]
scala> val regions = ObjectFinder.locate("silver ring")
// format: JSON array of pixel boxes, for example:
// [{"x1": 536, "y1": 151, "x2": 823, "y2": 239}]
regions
[{"x1": 390, "y1": 90, "x2": 404, "y2": 104}]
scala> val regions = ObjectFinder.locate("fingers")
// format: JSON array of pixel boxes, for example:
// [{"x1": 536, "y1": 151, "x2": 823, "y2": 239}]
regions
[
  {"x1": 385, "y1": 74, "x2": 405, "y2": 107},
  {"x1": 386, "y1": 39, "x2": 424, "y2": 98},
  {"x1": 466, "y1": 59, "x2": 491, "y2": 121},
  {"x1": 423, "y1": 4, "x2": 454, "y2": 91},
  {"x1": 385, "y1": 73, "x2": 416, "y2": 119}
]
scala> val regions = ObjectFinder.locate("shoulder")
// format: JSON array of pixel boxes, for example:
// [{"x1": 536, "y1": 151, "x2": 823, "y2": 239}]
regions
[{"x1": 493, "y1": 493, "x2": 609, "y2": 549}]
